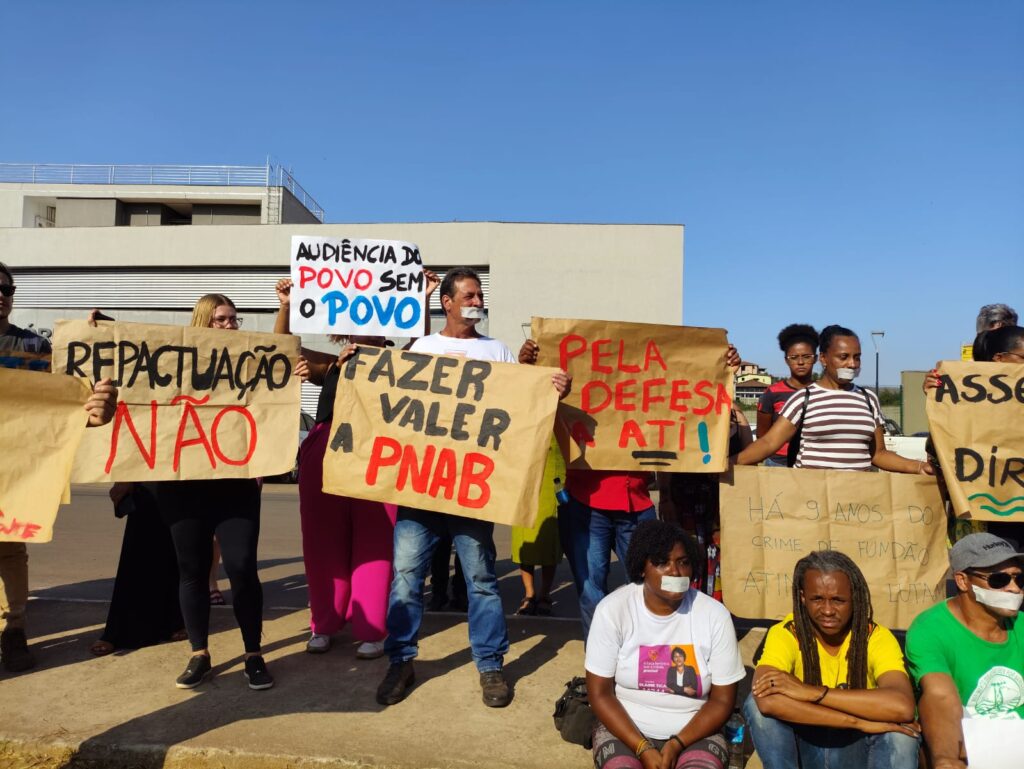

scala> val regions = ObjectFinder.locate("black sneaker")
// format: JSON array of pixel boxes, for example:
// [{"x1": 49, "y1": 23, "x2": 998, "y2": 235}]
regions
[
  {"x1": 244, "y1": 655, "x2": 274, "y2": 690},
  {"x1": 376, "y1": 660, "x2": 415, "y2": 706},
  {"x1": 480, "y1": 669, "x2": 511, "y2": 708},
  {"x1": 175, "y1": 654, "x2": 212, "y2": 689},
  {"x1": 1, "y1": 628, "x2": 36, "y2": 673}
]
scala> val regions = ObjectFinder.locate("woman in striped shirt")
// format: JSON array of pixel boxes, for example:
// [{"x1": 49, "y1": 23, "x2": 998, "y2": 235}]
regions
[{"x1": 735, "y1": 326, "x2": 933, "y2": 474}]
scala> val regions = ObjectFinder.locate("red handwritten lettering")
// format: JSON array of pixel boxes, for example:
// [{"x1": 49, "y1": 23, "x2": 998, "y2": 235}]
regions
[
  {"x1": 366, "y1": 436, "x2": 402, "y2": 485},
  {"x1": 171, "y1": 395, "x2": 215, "y2": 472},
  {"x1": 581, "y1": 380, "x2": 613, "y2": 413},
  {"x1": 105, "y1": 400, "x2": 158, "y2": 473},
  {"x1": 210, "y1": 406, "x2": 258, "y2": 466},
  {"x1": 559, "y1": 334, "x2": 588, "y2": 370},
  {"x1": 457, "y1": 453, "x2": 494, "y2": 508},
  {"x1": 298, "y1": 265, "x2": 317, "y2": 288}
]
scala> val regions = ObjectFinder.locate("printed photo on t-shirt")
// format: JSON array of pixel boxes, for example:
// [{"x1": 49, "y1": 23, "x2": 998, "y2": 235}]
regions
[{"x1": 637, "y1": 644, "x2": 703, "y2": 698}]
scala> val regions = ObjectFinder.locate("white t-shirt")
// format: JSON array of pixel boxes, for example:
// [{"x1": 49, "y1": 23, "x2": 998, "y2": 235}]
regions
[
  {"x1": 585, "y1": 583, "x2": 746, "y2": 739},
  {"x1": 410, "y1": 332, "x2": 516, "y2": 363}
]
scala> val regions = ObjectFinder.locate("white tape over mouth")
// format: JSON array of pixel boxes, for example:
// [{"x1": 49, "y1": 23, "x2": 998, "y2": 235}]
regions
[
  {"x1": 461, "y1": 307, "x2": 486, "y2": 320},
  {"x1": 660, "y1": 576, "x2": 690, "y2": 593}
]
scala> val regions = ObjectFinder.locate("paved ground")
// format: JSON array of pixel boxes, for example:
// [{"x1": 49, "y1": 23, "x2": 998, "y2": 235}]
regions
[{"x1": 3, "y1": 483, "x2": 764, "y2": 769}]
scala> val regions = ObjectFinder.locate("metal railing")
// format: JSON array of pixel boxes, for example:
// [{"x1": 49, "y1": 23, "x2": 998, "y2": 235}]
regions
[{"x1": 0, "y1": 162, "x2": 324, "y2": 221}]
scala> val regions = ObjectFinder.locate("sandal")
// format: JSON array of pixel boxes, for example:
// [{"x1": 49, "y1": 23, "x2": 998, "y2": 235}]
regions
[
  {"x1": 515, "y1": 597, "x2": 537, "y2": 616},
  {"x1": 90, "y1": 639, "x2": 115, "y2": 656},
  {"x1": 209, "y1": 588, "x2": 225, "y2": 606},
  {"x1": 535, "y1": 597, "x2": 553, "y2": 616}
]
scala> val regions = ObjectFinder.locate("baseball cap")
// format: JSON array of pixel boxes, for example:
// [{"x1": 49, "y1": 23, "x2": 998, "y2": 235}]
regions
[{"x1": 949, "y1": 533, "x2": 1024, "y2": 574}]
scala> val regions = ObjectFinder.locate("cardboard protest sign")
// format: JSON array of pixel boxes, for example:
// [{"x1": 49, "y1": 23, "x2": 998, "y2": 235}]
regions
[
  {"x1": 926, "y1": 361, "x2": 1024, "y2": 522},
  {"x1": 532, "y1": 318, "x2": 733, "y2": 472},
  {"x1": 0, "y1": 367, "x2": 91, "y2": 542},
  {"x1": 720, "y1": 466, "x2": 948, "y2": 629},
  {"x1": 322, "y1": 346, "x2": 559, "y2": 527},
  {"x1": 51, "y1": 320, "x2": 301, "y2": 482},
  {"x1": 289, "y1": 235, "x2": 426, "y2": 337}
]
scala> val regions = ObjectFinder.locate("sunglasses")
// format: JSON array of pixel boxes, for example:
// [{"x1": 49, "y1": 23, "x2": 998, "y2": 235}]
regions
[
  {"x1": 967, "y1": 570, "x2": 1024, "y2": 590},
  {"x1": 0, "y1": 285, "x2": 14, "y2": 298}
]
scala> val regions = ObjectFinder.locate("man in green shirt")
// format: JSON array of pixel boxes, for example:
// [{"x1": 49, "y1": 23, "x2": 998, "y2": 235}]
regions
[{"x1": 906, "y1": 532, "x2": 1024, "y2": 769}]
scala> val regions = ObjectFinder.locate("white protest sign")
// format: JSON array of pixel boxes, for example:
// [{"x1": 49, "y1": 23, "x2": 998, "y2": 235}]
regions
[
  {"x1": 289, "y1": 235, "x2": 426, "y2": 337},
  {"x1": 962, "y1": 718, "x2": 1024, "y2": 769}
]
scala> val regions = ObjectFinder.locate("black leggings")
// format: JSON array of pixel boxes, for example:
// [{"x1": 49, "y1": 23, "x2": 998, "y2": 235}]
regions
[{"x1": 156, "y1": 479, "x2": 263, "y2": 653}]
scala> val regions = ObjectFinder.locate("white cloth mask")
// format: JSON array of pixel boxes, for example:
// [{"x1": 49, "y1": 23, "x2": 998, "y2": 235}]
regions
[
  {"x1": 836, "y1": 367, "x2": 860, "y2": 382},
  {"x1": 461, "y1": 307, "x2": 485, "y2": 320},
  {"x1": 972, "y1": 584, "x2": 1024, "y2": 612},
  {"x1": 661, "y1": 576, "x2": 690, "y2": 593}
]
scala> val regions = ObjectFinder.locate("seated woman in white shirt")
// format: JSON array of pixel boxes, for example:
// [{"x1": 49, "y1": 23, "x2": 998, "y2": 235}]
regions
[{"x1": 585, "y1": 520, "x2": 746, "y2": 769}]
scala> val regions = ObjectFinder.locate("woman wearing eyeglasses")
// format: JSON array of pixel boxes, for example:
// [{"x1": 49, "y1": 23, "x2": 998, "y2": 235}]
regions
[
  {"x1": 756, "y1": 325, "x2": 818, "y2": 467},
  {"x1": 155, "y1": 294, "x2": 275, "y2": 690}
]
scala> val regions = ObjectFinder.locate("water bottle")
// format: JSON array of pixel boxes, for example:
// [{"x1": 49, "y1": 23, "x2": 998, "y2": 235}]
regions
[
  {"x1": 553, "y1": 477, "x2": 570, "y2": 506},
  {"x1": 723, "y1": 714, "x2": 745, "y2": 768}
]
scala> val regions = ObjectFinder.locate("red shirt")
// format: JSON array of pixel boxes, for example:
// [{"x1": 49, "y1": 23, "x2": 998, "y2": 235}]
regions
[{"x1": 565, "y1": 469, "x2": 653, "y2": 513}]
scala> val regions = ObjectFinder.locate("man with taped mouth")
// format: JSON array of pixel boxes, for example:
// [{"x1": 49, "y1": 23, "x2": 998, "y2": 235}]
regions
[
  {"x1": 906, "y1": 533, "x2": 1024, "y2": 769},
  {"x1": 375, "y1": 267, "x2": 570, "y2": 709}
]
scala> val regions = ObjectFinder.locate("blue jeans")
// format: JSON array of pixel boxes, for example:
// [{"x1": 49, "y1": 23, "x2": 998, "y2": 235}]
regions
[
  {"x1": 743, "y1": 694, "x2": 920, "y2": 769},
  {"x1": 561, "y1": 497, "x2": 656, "y2": 641},
  {"x1": 763, "y1": 455, "x2": 789, "y2": 468},
  {"x1": 383, "y1": 507, "x2": 508, "y2": 673}
]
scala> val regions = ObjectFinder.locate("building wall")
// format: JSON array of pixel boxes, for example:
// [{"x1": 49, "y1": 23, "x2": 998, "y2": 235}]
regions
[
  {"x1": 0, "y1": 221, "x2": 684, "y2": 353},
  {"x1": 56, "y1": 197, "x2": 123, "y2": 227},
  {"x1": 0, "y1": 183, "x2": 272, "y2": 228}
]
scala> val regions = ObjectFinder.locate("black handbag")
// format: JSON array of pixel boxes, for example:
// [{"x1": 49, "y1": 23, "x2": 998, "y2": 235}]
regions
[{"x1": 552, "y1": 676, "x2": 596, "y2": 749}]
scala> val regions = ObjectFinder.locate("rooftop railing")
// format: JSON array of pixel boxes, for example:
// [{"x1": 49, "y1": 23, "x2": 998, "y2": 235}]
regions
[{"x1": 0, "y1": 162, "x2": 324, "y2": 221}]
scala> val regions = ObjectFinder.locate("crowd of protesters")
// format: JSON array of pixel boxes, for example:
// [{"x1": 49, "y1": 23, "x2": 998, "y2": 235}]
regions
[{"x1": 1, "y1": 258, "x2": 1020, "y2": 769}]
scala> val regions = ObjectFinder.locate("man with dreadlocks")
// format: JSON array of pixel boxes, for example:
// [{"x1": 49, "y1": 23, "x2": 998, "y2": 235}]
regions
[{"x1": 742, "y1": 550, "x2": 921, "y2": 768}]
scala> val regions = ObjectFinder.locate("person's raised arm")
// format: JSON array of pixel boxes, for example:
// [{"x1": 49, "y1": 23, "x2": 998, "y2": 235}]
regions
[
  {"x1": 735, "y1": 417, "x2": 798, "y2": 465},
  {"x1": 274, "y1": 278, "x2": 293, "y2": 336},
  {"x1": 518, "y1": 338, "x2": 571, "y2": 399},
  {"x1": 85, "y1": 378, "x2": 118, "y2": 427},
  {"x1": 870, "y1": 425, "x2": 934, "y2": 475}
]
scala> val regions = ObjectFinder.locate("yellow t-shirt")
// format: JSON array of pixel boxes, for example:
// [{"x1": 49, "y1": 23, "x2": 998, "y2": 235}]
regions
[{"x1": 756, "y1": 613, "x2": 907, "y2": 689}]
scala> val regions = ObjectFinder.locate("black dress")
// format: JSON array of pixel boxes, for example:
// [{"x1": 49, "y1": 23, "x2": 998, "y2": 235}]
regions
[{"x1": 100, "y1": 483, "x2": 184, "y2": 649}]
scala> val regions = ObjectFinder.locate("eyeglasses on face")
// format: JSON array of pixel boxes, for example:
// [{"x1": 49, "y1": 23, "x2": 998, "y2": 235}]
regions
[
  {"x1": 212, "y1": 315, "x2": 242, "y2": 328},
  {"x1": 0, "y1": 284, "x2": 15, "y2": 297},
  {"x1": 785, "y1": 354, "x2": 814, "y2": 362},
  {"x1": 967, "y1": 570, "x2": 1024, "y2": 589}
]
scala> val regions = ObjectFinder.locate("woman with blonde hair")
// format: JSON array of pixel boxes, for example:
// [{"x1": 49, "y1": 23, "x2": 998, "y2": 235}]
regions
[{"x1": 158, "y1": 293, "x2": 274, "y2": 690}]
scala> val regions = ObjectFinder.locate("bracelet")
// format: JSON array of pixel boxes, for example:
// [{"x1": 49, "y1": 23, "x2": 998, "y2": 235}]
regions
[
  {"x1": 812, "y1": 686, "x2": 829, "y2": 703},
  {"x1": 669, "y1": 734, "x2": 686, "y2": 751},
  {"x1": 635, "y1": 738, "x2": 655, "y2": 757}
]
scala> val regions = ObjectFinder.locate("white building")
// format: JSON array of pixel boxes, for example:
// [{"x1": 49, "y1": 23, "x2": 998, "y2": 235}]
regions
[{"x1": 0, "y1": 162, "x2": 685, "y2": 415}]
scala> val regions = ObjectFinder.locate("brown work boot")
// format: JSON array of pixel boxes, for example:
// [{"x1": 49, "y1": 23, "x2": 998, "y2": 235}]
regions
[
  {"x1": 1, "y1": 628, "x2": 37, "y2": 672},
  {"x1": 480, "y1": 669, "x2": 511, "y2": 708}
]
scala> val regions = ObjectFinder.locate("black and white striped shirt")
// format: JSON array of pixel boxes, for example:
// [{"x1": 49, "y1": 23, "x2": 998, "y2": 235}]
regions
[{"x1": 779, "y1": 384, "x2": 883, "y2": 471}]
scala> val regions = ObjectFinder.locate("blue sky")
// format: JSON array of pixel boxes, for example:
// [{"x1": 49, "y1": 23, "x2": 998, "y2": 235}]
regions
[{"x1": 1, "y1": 2, "x2": 1021, "y2": 384}]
